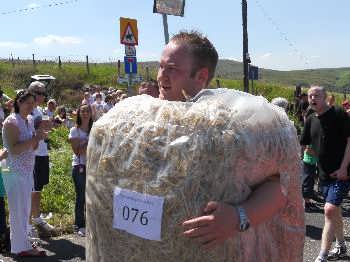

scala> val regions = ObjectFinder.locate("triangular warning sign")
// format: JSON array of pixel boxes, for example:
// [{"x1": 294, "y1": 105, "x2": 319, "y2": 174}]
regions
[{"x1": 121, "y1": 23, "x2": 138, "y2": 45}]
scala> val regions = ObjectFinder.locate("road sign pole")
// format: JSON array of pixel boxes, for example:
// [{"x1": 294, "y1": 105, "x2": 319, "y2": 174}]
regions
[
  {"x1": 162, "y1": 14, "x2": 169, "y2": 44},
  {"x1": 128, "y1": 62, "x2": 133, "y2": 73},
  {"x1": 127, "y1": 74, "x2": 132, "y2": 96}
]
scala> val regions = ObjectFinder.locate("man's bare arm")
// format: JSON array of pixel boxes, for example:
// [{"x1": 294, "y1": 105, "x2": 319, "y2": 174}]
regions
[{"x1": 182, "y1": 175, "x2": 286, "y2": 249}]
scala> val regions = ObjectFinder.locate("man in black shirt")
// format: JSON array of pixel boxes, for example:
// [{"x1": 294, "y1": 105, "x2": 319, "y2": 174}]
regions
[{"x1": 301, "y1": 86, "x2": 350, "y2": 262}]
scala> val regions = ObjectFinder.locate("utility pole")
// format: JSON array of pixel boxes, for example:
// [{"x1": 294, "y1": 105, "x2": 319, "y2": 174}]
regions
[{"x1": 242, "y1": 0, "x2": 249, "y2": 93}]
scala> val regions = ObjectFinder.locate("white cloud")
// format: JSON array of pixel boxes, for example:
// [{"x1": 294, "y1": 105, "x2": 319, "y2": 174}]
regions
[
  {"x1": 112, "y1": 49, "x2": 123, "y2": 56},
  {"x1": 225, "y1": 57, "x2": 242, "y2": 62},
  {"x1": 260, "y1": 53, "x2": 272, "y2": 59},
  {"x1": 137, "y1": 51, "x2": 159, "y2": 61},
  {"x1": 27, "y1": 3, "x2": 40, "y2": 9},
  {"x1": 33, "y1": 35, "x2": 82, "y2": 46},
  {"x1": 310, "y1": 55, "x2": 320, "y2": 59},
  {"x1": 0, "y1": 41, "x2": 28, "y2": 48}
]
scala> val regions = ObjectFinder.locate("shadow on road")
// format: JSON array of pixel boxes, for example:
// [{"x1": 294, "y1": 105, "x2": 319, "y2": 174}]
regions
[{"x1": 1, "y1": 237, "x2": 85, "y2": 262}]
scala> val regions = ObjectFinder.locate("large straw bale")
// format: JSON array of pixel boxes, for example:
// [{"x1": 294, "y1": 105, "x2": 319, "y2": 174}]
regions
[{"x1": 86, "y1": 89, "x2": 304, "y2": 262}]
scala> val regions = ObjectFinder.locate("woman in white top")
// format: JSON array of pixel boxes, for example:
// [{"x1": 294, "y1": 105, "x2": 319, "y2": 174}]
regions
[
  {"x1": 2, "y1": 90, "x2": 47, "y2": 257},
  {"x1": 68, "y1": 104, "x2": 93, "y2": 237}
]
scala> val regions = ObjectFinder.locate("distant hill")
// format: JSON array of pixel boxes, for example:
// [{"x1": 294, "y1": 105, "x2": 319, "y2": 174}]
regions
[{"x1": 139, "y1": 59, "x2": 350, "y2": 92}]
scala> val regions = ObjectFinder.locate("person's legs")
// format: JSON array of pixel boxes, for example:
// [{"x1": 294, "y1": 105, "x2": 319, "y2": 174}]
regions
[
  {"x1": 0, "y1": 196, "x2": 10, "y2": 253},
  {"x1": 31, "y1": 156, "x2": 53, "y2": 232},
  {"x1": 0, "y1": 197, "x2": 6, "y2": 233},
  {"x1": 302, "y1": 162, "x2": 316, "y2": 199},
  {"x1": 6, "y1": 175, "x2": 32, "y2": 254},
  {"x1": 302, "y1": 162, "x2": 318, "y2": 211},
  {"x1": 326, "y1": 181, "x2": 350, "y2": 259},
  {"x1": 316, "y1": 181, "x2": 349, "y2": 261},
  {"x1": 72, "y1": 165, "x2": 86, "y2": 229},
  {"x1": 320, "y1": 203, "x2": 338, "y2": 252}
]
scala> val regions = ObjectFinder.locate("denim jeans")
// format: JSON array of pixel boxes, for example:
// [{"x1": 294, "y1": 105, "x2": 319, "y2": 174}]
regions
[
  {"x1": 72, "y1": 165, "x2": 86, "y2": 228},
  {"x1": 302, "y1": 162, "x2": 317, "y2": 199},
  {"x1": 0, "y1": 197, "x2": 6, "y2": 233}
]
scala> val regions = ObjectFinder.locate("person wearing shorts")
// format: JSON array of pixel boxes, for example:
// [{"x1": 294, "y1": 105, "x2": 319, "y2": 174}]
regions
[
  {"x1": 301, "y1": 86, "x2": 350, "y2": 262},
  {"x1": 28, "y1": 81, "x2": 54, "y2": 234}
]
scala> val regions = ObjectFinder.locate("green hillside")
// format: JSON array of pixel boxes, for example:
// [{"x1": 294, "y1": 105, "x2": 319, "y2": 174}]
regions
[
  {"x1": 141, "y1": 59, "x2": 350, "y2": 91},
  {"x1": 0, "y1": 59, "x2": 349, "y2": 106}
]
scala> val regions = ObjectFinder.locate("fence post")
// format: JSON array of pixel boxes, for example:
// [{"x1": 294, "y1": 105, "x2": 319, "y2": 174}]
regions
[
  {"x1": 32, "y1": 54, "x2": 35, "y2": 67},
  {"x1": 146, "y1": 67, "x2": 150, "y2": 81},
  {"x1": 86, "y1": 55, "x2": 90, "y2": 74},
  {"x1": 58, "y1": 56, "x2": 62, "y2": 69},
  {"x1": 216, "y1": 79, "x2": 221, "y2": 88}
]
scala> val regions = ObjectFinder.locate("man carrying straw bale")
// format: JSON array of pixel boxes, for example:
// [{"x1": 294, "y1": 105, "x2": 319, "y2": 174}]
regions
[{"x1": 86, "y1": 31, "x2": 304, "y2": 262}]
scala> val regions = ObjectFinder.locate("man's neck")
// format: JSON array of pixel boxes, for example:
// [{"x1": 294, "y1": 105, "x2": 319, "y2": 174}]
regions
[
  {"x1": 315, "y1": 105, "x2": 331, "y2": 116},
  {"x1": 184, "y1": 87, "x2": 204, "y2": 100}
]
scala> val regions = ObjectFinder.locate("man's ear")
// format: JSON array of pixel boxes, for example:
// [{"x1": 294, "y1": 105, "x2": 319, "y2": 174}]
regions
[{"x1": 194, "y1": 68, "x2": 209, "y2": 88}]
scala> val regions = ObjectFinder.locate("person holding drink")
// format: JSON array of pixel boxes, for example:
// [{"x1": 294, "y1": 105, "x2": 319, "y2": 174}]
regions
[{"x1": 2, "y1": 90, "x2": 47, "y2": 256}]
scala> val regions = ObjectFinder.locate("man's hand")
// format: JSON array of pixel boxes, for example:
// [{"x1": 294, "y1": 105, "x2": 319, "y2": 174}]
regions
[
  {"x1": 330, "y1": 167, "x2": 349, "y2": 181},
  {"x1": 182, "y1": 201, "x2": 238, "y2": 250}
]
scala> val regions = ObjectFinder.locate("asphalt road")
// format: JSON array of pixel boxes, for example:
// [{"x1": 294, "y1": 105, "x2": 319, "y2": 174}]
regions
[
  {"x1": 1, "y1": 197, "x2": 350, "y2": 262},
  {"x1": 304, "y1": 195, "x2": 350, "y2": 262}
]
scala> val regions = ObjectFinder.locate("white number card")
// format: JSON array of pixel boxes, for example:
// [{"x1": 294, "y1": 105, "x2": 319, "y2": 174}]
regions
[{"x1": 113, "y1": 187, "x2": 165, "y2": 241}]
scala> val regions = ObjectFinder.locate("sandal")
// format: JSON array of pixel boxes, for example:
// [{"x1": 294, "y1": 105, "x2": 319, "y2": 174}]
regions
[{"x1": 18, "y1": 248, "x2": 46, "y2": 257}]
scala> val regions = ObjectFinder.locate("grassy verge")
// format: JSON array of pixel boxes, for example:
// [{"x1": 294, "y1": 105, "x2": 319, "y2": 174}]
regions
[{"x1": 40, "y1": 126, "x2": 75, "y2": 234}]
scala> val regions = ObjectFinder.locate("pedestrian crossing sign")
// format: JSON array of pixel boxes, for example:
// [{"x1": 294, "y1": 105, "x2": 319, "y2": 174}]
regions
[{"x1": 120, "y1": 17, "x2": 138, "y2": 46}]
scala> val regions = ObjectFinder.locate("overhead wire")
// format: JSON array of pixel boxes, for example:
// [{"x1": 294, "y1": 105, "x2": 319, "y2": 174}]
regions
[
  {"x1": 0, "y1": 0, "x2": 78, "y2": 16},
  {"x1": 253, "y1": 0, "x2": 310, "y2": 67}
]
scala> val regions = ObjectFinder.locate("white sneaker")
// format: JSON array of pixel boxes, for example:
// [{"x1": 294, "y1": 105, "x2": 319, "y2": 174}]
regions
[
  {"x1": 40, "y1": 212, "x2": 53, "y2": 220},
  {"x1": 33, "y1": 217, "x2": 55, "y2": 232},
  {"x1": 77, "y1": 227, "x2": 86, "y2": 237}
]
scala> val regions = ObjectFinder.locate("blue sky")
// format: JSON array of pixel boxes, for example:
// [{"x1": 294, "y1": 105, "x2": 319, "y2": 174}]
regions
[{"x1": 1, "y1": 0, "x2": 350, "y2": 70}]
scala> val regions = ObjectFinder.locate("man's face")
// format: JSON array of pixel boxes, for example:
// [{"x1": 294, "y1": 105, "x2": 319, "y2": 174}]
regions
[
  {"x1": 308, "y1": 87, "x2": 327, "y2": 113},
  {"x1": 157, "y1": 42, "x2": 198, "y2": 101},
  {"x1": 48, "y1": 102, "x2": 56, "y2": 111},
  {"x1": 34, "y1": 89, "x2": 46, "y2": 105}
]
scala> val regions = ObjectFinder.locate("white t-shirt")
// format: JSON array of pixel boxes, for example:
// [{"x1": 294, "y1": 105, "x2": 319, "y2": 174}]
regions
[
  {"x1": 69, "y1": 127, "x2": 88, "y2": 166},
  {"x1": 32, "y1": 106, "x2": 48, "y2": 156},
  {"x1": 92, "y1": 101, "x2": 105, "y2": 120}
]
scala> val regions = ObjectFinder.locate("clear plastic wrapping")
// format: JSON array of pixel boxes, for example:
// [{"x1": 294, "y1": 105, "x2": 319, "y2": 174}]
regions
[{"x1": 86, "y1": 88, "x2": 304, "y2": 262}]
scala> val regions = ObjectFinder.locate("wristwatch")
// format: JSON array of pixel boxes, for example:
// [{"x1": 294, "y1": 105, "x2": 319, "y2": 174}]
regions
[{"x1": 237, "y1": 206, "x2": 250, "y2": 232}]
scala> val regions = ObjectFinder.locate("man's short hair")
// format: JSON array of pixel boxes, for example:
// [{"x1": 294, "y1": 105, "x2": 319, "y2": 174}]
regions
[
  {"x1": 309, "y1": 86, "x2": 327, "y2": 97},
  {"x1": 170, "y1": 30, "x2": 218, "y2": 84},
  {"x1": 28, "y1": 81, "x2": 46, "y2": 93}
]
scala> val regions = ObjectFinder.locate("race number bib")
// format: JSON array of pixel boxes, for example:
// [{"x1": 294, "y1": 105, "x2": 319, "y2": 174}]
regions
[{"x1": 113, "y1": 187, "x2": 164, "y2": 241}]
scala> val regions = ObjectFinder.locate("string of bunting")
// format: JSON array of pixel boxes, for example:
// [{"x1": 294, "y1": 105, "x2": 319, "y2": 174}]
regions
[
  {"x1": 0, "y1": 0, "x2": 78, "y2": 16},
  {"x1": 253, "y1": 0, "x2": 310, "y2": 66}
]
